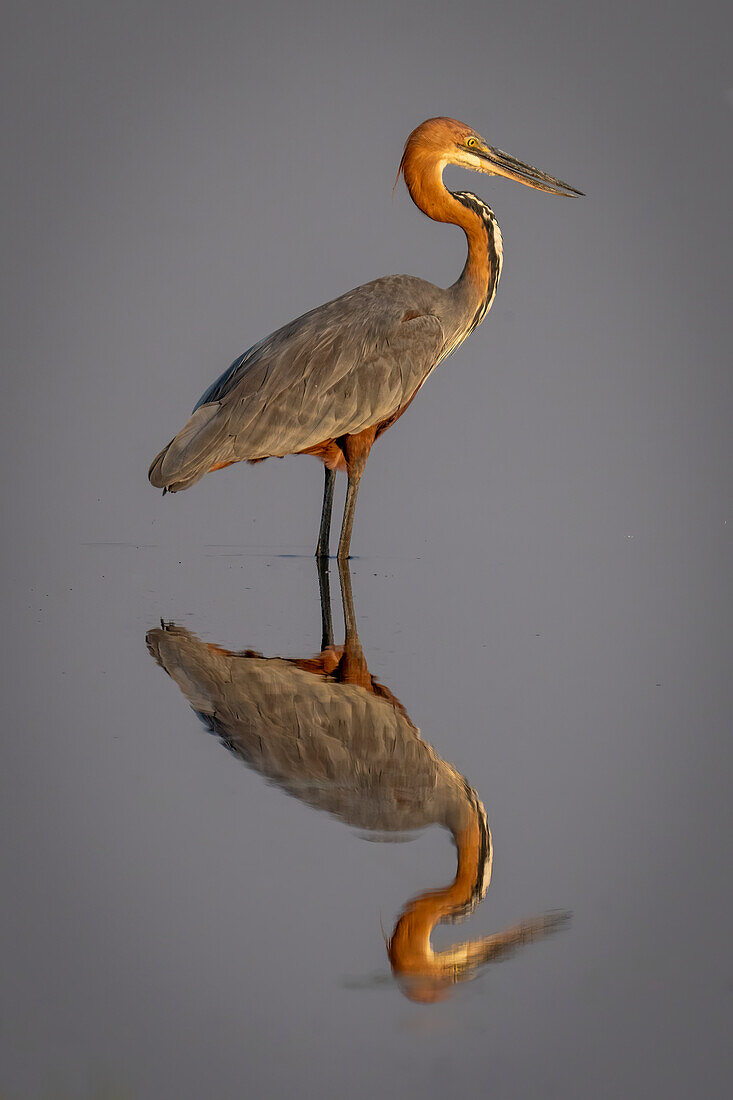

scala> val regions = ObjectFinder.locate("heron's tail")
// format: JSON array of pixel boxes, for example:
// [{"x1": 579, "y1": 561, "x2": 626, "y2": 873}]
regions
[{"x1": 148, "y1": 402, "x2": 231, "y2": 493}]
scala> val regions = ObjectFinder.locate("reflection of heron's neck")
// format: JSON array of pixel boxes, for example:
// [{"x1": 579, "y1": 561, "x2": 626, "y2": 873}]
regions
[
  {"x1": 387, "y1": 782, "x2": 568, "y2": 1004},
  {"x1": 387, "y1": 785, "x2": 493, "y2": 999}
]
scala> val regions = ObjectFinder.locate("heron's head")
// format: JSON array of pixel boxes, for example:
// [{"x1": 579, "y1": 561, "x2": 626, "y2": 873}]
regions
[{"x1": 399, "y1": 117, "x2": 583, "y2": 197}]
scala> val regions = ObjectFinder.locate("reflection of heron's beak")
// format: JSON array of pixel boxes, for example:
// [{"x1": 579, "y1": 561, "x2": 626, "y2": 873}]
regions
[{"x1": 476, "y1": 146, "x2": 583, "y2": 196}]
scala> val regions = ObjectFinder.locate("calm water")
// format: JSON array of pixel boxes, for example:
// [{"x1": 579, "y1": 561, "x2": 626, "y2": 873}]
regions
[{"x1": 3, "y1": 528, "x2": 731, "y2": 1098}]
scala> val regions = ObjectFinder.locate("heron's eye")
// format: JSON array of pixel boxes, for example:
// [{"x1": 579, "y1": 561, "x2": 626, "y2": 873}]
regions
[{"x1": 466, "y1": 137, "x2": 478, "y2": 148}]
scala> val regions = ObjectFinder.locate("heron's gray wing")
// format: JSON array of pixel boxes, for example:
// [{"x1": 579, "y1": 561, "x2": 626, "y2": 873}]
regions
[
  {"x1": 225, "y1": 307, "x2": 444, "y2": 460},
  {"x1": 149, "y1": 277, "x2": 445, "y2": 490}
]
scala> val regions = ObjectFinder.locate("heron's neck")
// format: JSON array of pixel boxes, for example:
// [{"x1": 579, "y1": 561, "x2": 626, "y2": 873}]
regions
[{"x1": 401, "y1": 149, "x2": 503, "y2": 331}]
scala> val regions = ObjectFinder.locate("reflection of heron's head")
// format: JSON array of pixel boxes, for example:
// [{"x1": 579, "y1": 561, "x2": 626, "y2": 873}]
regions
[{"x1": 390, "y1": 909, "x2": 572, "y2": 1003}]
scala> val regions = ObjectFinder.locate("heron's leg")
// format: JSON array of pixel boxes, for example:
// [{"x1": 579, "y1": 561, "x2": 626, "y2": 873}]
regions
[
  {"x1": 315, "y1": 465, "x2": 335, "y2": 559},
  {"x1": 337, "y1": 428, "x2": 376, "y2": 561},
  {"x1": 316, "y1": 554, "x2": 334, "y2": 650},
  {"x1": 337, "y1": 469, "x2": 362, "y2": 561}
]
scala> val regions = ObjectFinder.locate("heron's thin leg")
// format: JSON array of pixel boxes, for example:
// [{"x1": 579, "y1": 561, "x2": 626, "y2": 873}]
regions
[
  {"x1": 317, "y1": 555, "x2": 334, "y2": 650},
  {"x1": 316, "y1": 465, "x2": 335, "y2": 559},
  {"x1": 337, "y1": 470, "x2": 361, "y2": 561}
]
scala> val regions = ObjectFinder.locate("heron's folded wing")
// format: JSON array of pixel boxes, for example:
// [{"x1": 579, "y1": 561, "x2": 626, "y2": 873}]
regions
[
  {"x1": 151, "y1": 277, "x2": 445, "y2": 487},
  {"x1": 214, "y1": 294, "x2": 445, "y2": 458}
]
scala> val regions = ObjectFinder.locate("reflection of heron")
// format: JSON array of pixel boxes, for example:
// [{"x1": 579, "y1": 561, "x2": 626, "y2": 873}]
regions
[
  {"x1": 149, "y1": 117, "x2": 581, "y2": 559},
  {"x1": 146, "y1": 563, "x2": 568, "y2": 1002}
]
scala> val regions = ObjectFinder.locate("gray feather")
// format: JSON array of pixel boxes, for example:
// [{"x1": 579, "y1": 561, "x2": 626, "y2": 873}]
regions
[{"x1": 149, "y1": 275, "x2": 446, "y2": 491}]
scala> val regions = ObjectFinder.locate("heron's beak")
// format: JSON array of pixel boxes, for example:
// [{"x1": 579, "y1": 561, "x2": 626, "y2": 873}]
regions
[{"x1": 475, "y1": 146, "x2": 583, "y2": 197}]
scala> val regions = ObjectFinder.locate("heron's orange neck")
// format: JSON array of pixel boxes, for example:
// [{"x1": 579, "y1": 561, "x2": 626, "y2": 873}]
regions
[{"x1": 400, "y1": 143, "x2": 498, "y2": 307}]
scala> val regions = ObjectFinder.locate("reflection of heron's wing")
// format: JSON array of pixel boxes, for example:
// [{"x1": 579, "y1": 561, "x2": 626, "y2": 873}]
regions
[{"x1": 147, "y1": 624, "x2": 453, "y2": 835}]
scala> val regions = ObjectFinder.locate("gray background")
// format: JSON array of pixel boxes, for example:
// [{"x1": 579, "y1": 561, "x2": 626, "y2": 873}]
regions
[{"x1": 2, "y1": 1, "x2": 732, "y2": 1097}]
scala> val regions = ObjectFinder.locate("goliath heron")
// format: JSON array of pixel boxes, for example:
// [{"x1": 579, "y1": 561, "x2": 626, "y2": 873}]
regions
[
  {"x1": 146, "y1": 561, "x2": 569, "y2": 1002},
  {"x1": 149, "y1": 117, "x2": 582, "y2": 557}
]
